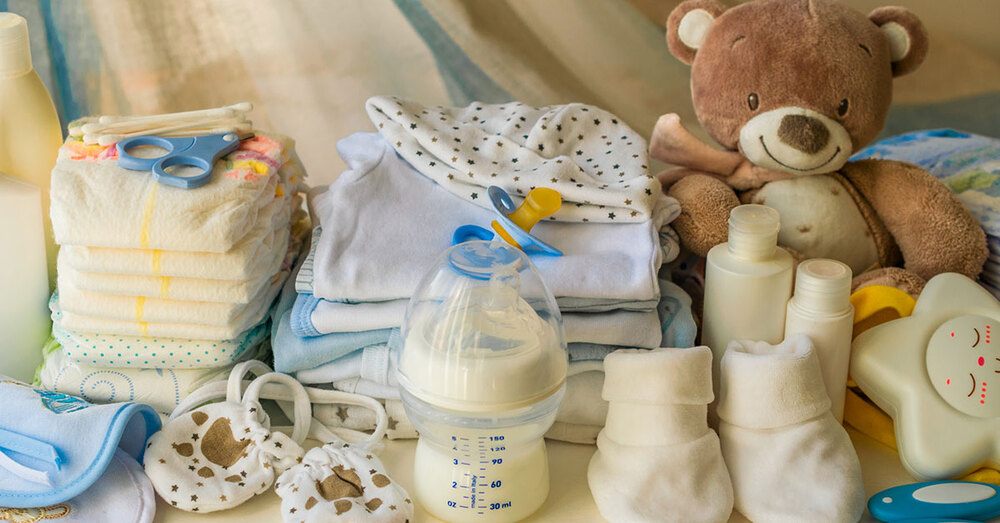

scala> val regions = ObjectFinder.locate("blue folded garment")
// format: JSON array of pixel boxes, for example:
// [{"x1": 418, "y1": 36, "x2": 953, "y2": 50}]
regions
[{"x1": 0, "y1": 377, "x2": 161, "y2": 508}]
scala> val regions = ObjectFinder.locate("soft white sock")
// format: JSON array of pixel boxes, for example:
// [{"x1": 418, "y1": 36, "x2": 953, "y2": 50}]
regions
[
  {"x1": 588, "y1": 347, "x2": 733, "y2": 523},
  {"x1": 717, "y1": 334, "x2": 865, "y2": 523}
]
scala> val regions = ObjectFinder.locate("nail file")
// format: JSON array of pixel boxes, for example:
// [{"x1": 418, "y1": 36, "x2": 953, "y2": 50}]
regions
[{"x1": 868, "y1": 481, "x2": 1000, "y2": 522}]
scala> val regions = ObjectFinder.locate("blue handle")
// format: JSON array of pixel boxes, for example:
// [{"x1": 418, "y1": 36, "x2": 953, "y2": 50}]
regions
[
  {"x1": 869, "y1": 481, "x2": 1000, "y2": 522},
  {"x1": 117, "y1": 133, "x2": 241, "y2": 189}
]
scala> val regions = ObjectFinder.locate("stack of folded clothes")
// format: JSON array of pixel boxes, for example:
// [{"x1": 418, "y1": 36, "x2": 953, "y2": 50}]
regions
[
  {"x1": 37, "y1": 128, "x2": 308, "y2": 414},
  {"x1": 272, "y1": 97, "x2": 697, "y2": 443},
  {"x1": 853, "y1": 129, "x2": 1000, "y2": 296}
]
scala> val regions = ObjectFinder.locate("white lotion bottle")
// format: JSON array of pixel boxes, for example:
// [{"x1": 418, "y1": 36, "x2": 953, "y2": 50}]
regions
[
  {"x1": 702, "y1": 204, "x2": 793, "y2": 401},
  {"x1": 784, "y1": 258, "x2": 854, "y2": 421},
  {"x1": 0, "y1": 13, "x2": 63, "y2": 285}
]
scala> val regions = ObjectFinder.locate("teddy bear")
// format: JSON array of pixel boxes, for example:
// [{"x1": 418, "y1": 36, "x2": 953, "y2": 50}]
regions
[{"x1": 652, "y1": 0, "x2": 986, "y2": 294}]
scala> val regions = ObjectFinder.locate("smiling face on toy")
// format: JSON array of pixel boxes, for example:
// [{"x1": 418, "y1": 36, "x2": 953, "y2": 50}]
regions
[
  {"x1": 927, "y1": 315, "x2": 1000, "y2": 418},
  {"x1": 666, "y1": 0, "x2": 928, "y2": 175}
]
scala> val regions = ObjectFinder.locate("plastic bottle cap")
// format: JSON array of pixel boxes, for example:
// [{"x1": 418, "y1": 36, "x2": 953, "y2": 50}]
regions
[
  {"x1": 792, "y1": 258, "x2": 853, "y2": 314},
  {"x1": 0, "y1": 13, "x2": 32, "y2": 77},
  {"x1": 727, "y1": 204, "x2": 781, "y2": 260}
]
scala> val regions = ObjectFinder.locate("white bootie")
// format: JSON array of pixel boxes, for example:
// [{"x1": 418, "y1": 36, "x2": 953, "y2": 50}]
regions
[
  {"x1": 588, "y1": 347, "x2": 733, "y2": 523},
  {"x1": 717, "y1": 334, "x2": 865, "y2": 522}
]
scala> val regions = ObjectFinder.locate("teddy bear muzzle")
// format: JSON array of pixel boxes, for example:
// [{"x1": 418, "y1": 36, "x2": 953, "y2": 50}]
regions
[{"x1": 739, "y1": 106, "x2": 852, "y2": 175}]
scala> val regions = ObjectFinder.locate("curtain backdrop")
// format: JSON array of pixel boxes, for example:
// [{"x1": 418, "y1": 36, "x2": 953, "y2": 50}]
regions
[{"x1": 7, "y1": 0, "x2": 1000, "y2": 185}]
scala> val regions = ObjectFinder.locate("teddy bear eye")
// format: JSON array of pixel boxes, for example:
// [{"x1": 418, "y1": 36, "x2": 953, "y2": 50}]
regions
[
  {"x1": 747, "y1": 93, "x2": 759, "y2": 111},
  {"x1": 837, "y1": 98, "x2": 849, "y2": 117}
]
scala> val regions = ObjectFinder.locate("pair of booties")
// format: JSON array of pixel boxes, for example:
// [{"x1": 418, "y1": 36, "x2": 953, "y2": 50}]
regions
[{"x1": 588, "y1": 335, "x2": 866, "y2": 522}]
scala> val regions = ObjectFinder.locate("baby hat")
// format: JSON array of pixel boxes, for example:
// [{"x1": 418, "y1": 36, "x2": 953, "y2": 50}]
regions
[
  {"x1": 274, "y1": 387, "x2": 412, "y2": 522},
  {"x1": 143, "y1": 363, "x2": 312, "y2": 513},
  {"x1": 366, "y1": 95, "x2": 661, "y2": 223},
  {"x1": 0, "y1": 448, "x2": 155, "y2": 523},
  {"x1": 0, "y1": 376, "x2": 160, "y2": 509}
]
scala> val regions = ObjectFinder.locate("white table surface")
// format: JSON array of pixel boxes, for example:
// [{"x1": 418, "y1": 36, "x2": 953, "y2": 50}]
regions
[{"x1": 153, "y1": 427, "x2": 916, "y2": 522}]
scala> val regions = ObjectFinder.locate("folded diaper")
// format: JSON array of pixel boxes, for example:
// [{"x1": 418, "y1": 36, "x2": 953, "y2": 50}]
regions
[
  {"x1": 38, "y1": 337, "x2": 268, "y2": 413},
  {"x1": 366, "y1": 96, "x2": 661, "y2": 222},
  {"x1": 51, "y1": 133, "x2": 296, "y2": 252},
  {"x1": 0, "y1": 377, "x2": 161, "y2": 508},
  {"x1": 307, "y1": 132, "x2": 678, "y2": 304},
  {"x1": 61, "y1": 210, "x2": 293, "y2": 281}
]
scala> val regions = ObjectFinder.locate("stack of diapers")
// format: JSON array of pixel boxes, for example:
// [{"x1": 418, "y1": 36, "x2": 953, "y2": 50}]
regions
[
  {"x1": 38, "y1": 128, "x2": 308, "y2": 415},
  {"x1": 272, "y1": 97, "x2": 697, "y2": 444},
  {"x1": 854, "y1": 129, "x2": 1000, "y2": 296}
]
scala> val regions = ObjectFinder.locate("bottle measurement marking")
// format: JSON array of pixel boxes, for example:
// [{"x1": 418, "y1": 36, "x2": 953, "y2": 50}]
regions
[{"x1": 490, "y1": 501, "x2": 513, "y2": 510}]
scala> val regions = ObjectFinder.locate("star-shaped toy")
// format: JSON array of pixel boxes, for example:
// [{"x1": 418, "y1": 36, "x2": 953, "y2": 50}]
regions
[{"x1": 851, "y1": 273, "x2": 1000, "y2": 479}]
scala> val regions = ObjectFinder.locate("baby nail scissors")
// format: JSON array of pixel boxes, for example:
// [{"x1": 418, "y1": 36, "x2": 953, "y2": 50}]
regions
[{"x1": 116, "y1": 132, "x2": 253, "y2": 189}]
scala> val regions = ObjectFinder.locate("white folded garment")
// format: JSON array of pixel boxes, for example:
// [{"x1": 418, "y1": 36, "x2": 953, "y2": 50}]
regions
[
  {"x1": 366, "y1": 96, "x2": 661, "y2": 222},
  {"x1": 310, "y1": 132, "x2": 678, "y2": 303},
  {"x1": 59, "y1": 201, "x2": 296, "y2": 281},
  {"x1": 51, "y1": 133, "x2": 295, "y2": 252}
]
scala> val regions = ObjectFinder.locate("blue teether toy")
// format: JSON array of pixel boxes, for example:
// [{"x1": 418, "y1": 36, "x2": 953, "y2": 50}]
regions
[{"x1": 868, "y1": 481, "x2": 1000, "y2": 522}]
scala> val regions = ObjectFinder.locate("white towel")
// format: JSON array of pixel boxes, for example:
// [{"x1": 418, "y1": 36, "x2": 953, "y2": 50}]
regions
[
  {"x1": 309, "y1": 132, "x2": 678, "y2": 303},
  {"x1": 367, "y1": 96, "x2": 661, "y2": 222},
  {"x1": 50, "y1": 133, "x2": 294, "y2": 252},
  {"x1": 59, "y1": 202, "x2": 297, "y2": 281}
]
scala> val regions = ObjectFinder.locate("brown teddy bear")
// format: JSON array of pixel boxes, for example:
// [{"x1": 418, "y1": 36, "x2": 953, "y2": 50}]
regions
[{"x1": 652, "y1": 0, "x2": 986, "y2": 293}]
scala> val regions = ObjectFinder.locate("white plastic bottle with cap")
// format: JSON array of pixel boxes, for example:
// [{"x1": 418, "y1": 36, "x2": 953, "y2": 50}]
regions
[
  {"x1": 395, "y1": 241, "x2": 567, "y2": 523},
  {"x1": 784, "y1": 258, "x2": 854, "y2": 421},
  {"x1": 0, "y1": 13, "x2": 63, "y2": 285},
  {"x1": 702, "y1": 204, "x2": 794, "y2": 398}
]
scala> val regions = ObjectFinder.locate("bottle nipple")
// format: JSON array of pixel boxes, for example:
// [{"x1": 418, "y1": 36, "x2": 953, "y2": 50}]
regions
[{"x1": 0, "y1": 13, "x2": 32, "y2": 77}]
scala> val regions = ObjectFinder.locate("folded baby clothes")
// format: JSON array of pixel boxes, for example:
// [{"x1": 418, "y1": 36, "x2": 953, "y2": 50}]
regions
[
  {"x1": 51, "y1": 133, "x2": 296, "y2": 252},
  {"x1": 366, "y1": 96, "x2": 661, "y2": 222},
  {"x1": 37, "y1": 338, "x2": 255, "y2": 414},
  {"x1": 307, "y1": 132, "x2": 678, "y2": 304}
]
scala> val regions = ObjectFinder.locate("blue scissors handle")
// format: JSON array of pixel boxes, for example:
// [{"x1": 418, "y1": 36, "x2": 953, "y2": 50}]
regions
[{"x1": 116, "y1": 133, "x2": 243, "y2": 189}]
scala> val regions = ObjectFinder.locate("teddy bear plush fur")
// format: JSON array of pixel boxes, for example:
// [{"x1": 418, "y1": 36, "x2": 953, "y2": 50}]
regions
[{"x1": 653, "y1": 0, "x2": 986, "y2": 294}]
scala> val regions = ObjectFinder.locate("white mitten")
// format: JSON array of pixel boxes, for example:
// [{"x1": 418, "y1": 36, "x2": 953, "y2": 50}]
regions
[
  {"x1": 588, "y1": 347, "x2": 733, "y2": 523},
  {"x1": 717, "y1": 334, "x2": 865, "y2": 522},
  {"x1": 144, "y1": 364, "x2": 312, "y2": 513}
]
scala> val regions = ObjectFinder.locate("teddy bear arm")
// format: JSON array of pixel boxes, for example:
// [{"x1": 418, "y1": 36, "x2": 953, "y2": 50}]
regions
[
  {"x1": 667, "y1": 174, "x2": 739, "y2": 257},
  {"x1": 841, "y1": 160, "x2": 987, "y2": 280}
]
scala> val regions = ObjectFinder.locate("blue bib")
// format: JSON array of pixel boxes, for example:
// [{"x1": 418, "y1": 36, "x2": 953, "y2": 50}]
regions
[{"x1": 0, "y1": 376, "x2": 161, "y2": 508}]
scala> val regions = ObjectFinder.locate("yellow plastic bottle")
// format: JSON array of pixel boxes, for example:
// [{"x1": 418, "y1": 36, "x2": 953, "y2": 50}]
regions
[{"x1": 0, "y1": 13, "x2": 63, "y2": 285}]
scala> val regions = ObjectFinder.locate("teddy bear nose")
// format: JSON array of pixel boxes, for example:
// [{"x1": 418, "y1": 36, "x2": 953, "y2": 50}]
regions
[{"x1": 777, "y1": 114, "x2": 830, "y2": 155}]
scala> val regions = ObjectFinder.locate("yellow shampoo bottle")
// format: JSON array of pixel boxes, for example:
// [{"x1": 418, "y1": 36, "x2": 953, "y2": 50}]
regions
[{"x1": 0, "y1": 13, "x2": 63, "y2": 286}]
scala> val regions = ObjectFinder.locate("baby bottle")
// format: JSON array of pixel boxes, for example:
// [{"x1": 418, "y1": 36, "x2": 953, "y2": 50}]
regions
[{"x1": 395, "y1": 241, "x2": 568, "y2": 522}]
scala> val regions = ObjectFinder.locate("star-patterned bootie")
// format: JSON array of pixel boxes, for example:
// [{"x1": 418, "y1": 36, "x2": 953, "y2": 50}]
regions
[
  {"x1": 717, "y1": 334, "x2": 865, "y2": 522},
  {"x1": 587, "y1": 347, "x2": 733, "y2": 522}
]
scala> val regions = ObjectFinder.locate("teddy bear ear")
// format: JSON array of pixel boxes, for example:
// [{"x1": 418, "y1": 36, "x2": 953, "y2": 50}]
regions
[
  {"x1": 869, "y1": 6, "x2": 929, "y2": 77},
  {"x1": 666, "y1": 0, "x2": 728, "y2": 65}
]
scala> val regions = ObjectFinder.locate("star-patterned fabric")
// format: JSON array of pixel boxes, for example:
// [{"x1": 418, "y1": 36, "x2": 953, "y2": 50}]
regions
[
  {"x1": 366, "y1": 96, "x2": 661, "y2": 223},
  {"x1": 276, "y1": 443, "x2": 412, "y2": 522}
]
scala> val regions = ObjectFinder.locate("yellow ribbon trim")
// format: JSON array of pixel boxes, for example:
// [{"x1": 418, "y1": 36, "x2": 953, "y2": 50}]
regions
[{"x1": 139, "y1": 184, "x2": 159, "y2": 249}]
